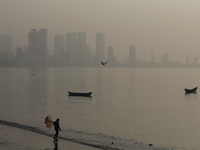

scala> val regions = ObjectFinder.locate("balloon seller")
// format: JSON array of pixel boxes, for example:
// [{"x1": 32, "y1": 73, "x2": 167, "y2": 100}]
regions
[{"x1": 53, "y1": 118, "x2": 62, "y2": 140}]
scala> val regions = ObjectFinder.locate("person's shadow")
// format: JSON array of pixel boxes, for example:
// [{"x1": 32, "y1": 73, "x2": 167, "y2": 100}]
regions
[{"x1": 53, "y1": 139, "x2": 58, "y2": 150}]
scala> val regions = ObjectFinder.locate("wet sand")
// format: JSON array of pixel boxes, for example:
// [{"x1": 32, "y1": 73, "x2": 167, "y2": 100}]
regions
[{"x1": 0, "y1": 124, "x2": 102, "y2": 150}]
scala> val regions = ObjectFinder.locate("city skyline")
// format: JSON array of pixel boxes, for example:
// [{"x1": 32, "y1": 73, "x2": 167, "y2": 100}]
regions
[
  {"x1": 1, "y1": 29, "x2": 199, "y2": 65},
  {"x1": 0, "y1": 28, "x2": 199, "y2": 67},
  {"x1": 1, "y1": 1, "x2": 200, "y2": 64}
]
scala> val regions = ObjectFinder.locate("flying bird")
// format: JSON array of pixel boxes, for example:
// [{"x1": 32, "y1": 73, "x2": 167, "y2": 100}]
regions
[{"x1": 101, "y1": 61, "x2": 107, "y2": 65}]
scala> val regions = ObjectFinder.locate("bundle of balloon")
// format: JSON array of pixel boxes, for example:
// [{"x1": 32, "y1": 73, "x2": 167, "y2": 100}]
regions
[{"x1": 45, "y1": 115, "x2": 53, "y2": 128}]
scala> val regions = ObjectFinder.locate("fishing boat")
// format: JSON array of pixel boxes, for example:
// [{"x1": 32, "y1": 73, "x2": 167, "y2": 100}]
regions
[
  {"x1": 184, "y1": 87, "x2": 197, "y2": 94},
  {"x1": 68, "y1": 92, "x2": 92, "y2": 97}
]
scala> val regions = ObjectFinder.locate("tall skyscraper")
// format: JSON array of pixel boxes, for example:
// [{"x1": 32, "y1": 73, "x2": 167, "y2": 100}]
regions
[
  {"x1": 54, "y1": 35, "x2": 64, "y2": 62},
  {"x1": 107, "y1": 46, "x2": 116, "y2": 64},
  {"x1": 85, "y1": 45, "x2": 93, "y2": 63},
  {"x1": 0, "y1": 35, "x2": 12, "y2": 54},
  {"x1": 96, "y1": 33, "x2": 105, "y2": 61},
  {"x1": 129, "y1": 45, "x2": 136, "y2": 64},
  {"x1": 28, "y1": 28, "x2": 47, "y2": 63},
  {"x1": 16, "y1": 47, "x2": 23, "y2": 63}
]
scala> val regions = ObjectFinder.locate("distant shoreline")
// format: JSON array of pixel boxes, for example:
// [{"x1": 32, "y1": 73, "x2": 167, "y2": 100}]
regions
[{"x1": 0, "y1": 63, "x2": 199, "y2": 68}]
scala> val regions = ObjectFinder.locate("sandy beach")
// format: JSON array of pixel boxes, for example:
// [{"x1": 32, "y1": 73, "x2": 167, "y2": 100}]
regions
[{"x1": 0, "y1": 124, "x2": 102, "y2": 150}]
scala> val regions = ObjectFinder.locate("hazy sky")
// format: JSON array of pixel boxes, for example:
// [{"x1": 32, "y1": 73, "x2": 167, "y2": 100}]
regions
[{"x1": 1, "y1": 0, "x2": 200, "y2": 63}]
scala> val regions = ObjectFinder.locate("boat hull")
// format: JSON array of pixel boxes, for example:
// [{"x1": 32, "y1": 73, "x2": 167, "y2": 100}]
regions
[
  {"x1": 68, "y1": 92, "x2": 92, "y2": 97},
  {"x1": 184, "y1": 87, "x2": 197, "y2": 94}
]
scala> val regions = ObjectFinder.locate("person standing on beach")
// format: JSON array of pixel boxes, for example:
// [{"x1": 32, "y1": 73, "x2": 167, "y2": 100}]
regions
[{"x1": 53, "y1": 118, "x2": 61, "y2": 140}]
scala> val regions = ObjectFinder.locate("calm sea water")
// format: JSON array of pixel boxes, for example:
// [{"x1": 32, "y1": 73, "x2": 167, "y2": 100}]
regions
[{"x1": 0, "y1": 67, "x2": 200, "y2": 150}]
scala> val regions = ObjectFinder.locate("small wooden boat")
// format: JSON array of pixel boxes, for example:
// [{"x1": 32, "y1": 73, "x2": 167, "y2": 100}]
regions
[
  {"x1": 68, "y1": 92, "x2": 92, "y2": 97},
  {"x1": 184, "y1": 87, "x2": 197, "y2": 94}
]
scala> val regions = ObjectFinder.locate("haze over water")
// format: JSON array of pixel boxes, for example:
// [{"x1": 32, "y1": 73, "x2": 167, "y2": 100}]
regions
[
  {"x1": 1, "y1": 0, "x2": 200, "y2": 63},
  {"x1": 0, "y1": 67, "x2": 200, "y2": 150}
]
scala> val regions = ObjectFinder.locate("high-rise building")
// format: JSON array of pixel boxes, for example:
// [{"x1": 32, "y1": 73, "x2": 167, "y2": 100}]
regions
[
  {"x1": 107, "y1": 46, "x2": 116, "y2": 64},
  {"x1": 54, "y1": 35, "x2": 64, "y2": 62},
  {"x1": 85, "y1": 45, "x2": 93, "y2": 63},
  {"x1": 96, "y1": 33, "x2": 105, "y2": 61},
  {"x1": 0, "y1": 35, "x2": 12, "y2": 54},
  {"x1": 28, "y1": 28, "x2": 47, "y2": 63},
  {"x1": 161, "y1": 53, "x2": 169, "y2": 63},
  {"x1": 129, "y1": 45, "x2": 136, "y2": 64},
  {"x1": 16, "y1": 47, "x2": 23, "y2": 63}
]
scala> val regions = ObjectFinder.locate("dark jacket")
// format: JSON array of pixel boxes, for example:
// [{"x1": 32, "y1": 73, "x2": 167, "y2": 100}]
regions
[{"x1": 53, "y1": 120, "x2": 61, "y2": 131}]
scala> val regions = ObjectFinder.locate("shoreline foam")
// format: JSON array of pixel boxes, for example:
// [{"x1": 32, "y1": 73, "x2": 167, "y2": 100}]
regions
[{"x1": 0, "y1": 124, "x2": 102, "y2": 150}]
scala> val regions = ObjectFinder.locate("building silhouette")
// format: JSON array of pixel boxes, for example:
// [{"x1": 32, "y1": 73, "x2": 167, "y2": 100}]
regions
[
  {"x1": 85, "y1": 45, "x2": 94, "y2": 65},
  {"x1": 28, "y1": 28, "x2": 47, "y2": 64},
  {"x1": 0, "y1": 35, "x2": 12, "y2": 62},
  {"x1": 95, "y1": 33, "x2": 105, "y2": 62},
  {"x1": 1, "y1": 27, "x2": 199, "y2": 68},
  {"x1": 0, "y1": 35, "x2": 12, "y2": 54},
  {"x1": 161, "y1": 53, "x2": 169, "y2": 63},
  {"x1": 16, "y1": 47, "x2": 23, "y2": 63},
  {"x1": 107, "y1": 46, "x2": 116, "y2": 64}
]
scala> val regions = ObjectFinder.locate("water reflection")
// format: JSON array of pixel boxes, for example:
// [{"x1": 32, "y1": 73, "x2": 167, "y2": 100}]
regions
[
  {"x1": 68, "y1": 96, "x2": 92, "y2": 101},
  {"x1": 184, "y1": 93, "x2": 197, "y2": 102},
  {"x1": 27, "y1": 68, "x2": 48, "y2": 114},
  {"x1": 53, "y1": 140, "x2": 58, "y2": 150},
  {"x1": 95, "y1": 68, "x2": 105, "y2": 96},
  {"x1": 64, "y1": 68, "x2": 88, "y2": 92}
]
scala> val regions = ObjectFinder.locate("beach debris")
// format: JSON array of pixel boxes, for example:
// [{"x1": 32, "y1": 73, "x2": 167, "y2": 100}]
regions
[{"x1": 149, "y1": 144, "x2": 153, "y2": 146}]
